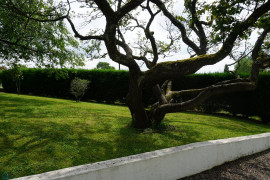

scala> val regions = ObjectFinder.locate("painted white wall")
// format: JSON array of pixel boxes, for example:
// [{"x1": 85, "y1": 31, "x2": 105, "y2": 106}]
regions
[{"x1": 14, "y1": 133, "x2": 270, "y2": 180}]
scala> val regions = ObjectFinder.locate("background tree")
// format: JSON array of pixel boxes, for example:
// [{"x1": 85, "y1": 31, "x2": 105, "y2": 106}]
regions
[
  {"x1": 1, "y1": 0, "x2": 270, "y2": 129},
  {"x1": 235, "y1": 57, "x2": 253, "y2": 74},
  {"x1": 70, "y1": 77, "x2": 90, "y2": 102},
  {"x1": 96, "y1": 62, "x2": 115, "y2": 70},
  {"x1": 10, "y1": 64, "x2": 24, "y2": 95}
]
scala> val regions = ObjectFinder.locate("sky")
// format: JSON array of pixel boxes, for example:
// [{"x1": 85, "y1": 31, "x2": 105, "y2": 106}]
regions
[
  {"x1": 63, "y1": 0, "x2": 242, "y2": 73},
  {"x1": 10, "y1": 0, "x2": 259, "y2": 73}
]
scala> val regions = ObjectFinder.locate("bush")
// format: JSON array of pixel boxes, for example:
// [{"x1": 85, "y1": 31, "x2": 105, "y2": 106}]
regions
[
  {"x1": 70, "y1": 77, "x2": 90, "y2": 101},
  {"x1": 0, "y1": 70, "x2": 2, "y2": 88}
]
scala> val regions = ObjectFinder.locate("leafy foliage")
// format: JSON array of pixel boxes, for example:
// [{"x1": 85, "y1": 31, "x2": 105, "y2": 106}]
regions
[
  {"x1": 10, "y1": 64, "x2": 24, "y2": 95},
  {"x1": 235, "y1": 57, "x2": 253, "y2": 74},
  {"x1": 70, "y1": 77, "x2": 90, "y2": 102},
  {"x1": 0, "y1": 0, "x2": 84, "y2": 67},
  {"x1": 96, "y1": 62, "x2": 115, "y2": 70}
]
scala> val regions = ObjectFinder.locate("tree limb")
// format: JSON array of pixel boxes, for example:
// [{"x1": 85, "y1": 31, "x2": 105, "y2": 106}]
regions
[
  {"x1": 252, "y1": 27, "x2": 270, "y2": 61},
  {"x1": 142, "y1": 0, "x2": 270, "y2": 87},
  {"x1": 115, "y1": 0, "x2": 145, "y2": 22},
  {"x1": 152, "y1": 84, "x2": 168, "y2": 104},
  {"x1": 93, "y1": 0, "x2": 115, "y2": 21},
  {"x1": 165, "y1": 78, "x2": 251, "y2": 102},
  {"x1": 156, "y1": 81, "x2": 256, "y2": 115},
  {"x1": 186, "y1": 0, "x2": 207, "y2": 54},
  {"x1": 251, "y1": 26, "x2": 270, "y2": 82},
  {"x1": 150, "y1": 0, "x2": 203, "y2": 55},
  {"x1": 66, "y1": 17, "x2": 104, "y2": 40}
]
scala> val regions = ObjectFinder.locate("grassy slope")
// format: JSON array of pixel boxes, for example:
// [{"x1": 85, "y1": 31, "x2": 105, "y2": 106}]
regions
[{"x1": 0, "y1": 93, "x2": 270, "y2": 178}]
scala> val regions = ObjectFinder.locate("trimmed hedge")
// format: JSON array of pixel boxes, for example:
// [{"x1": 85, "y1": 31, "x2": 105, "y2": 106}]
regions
[
  {"x1": 1, "y1": 68, "x2": 270, "y2": 122},
  {"x1": 0, "y1": 70, "x2": 2, "y2": 87},
  {"x1": 1, "y1": 68, "x2": 130, "y2": 103},
  {"x1": 174, "y1": 73, "x2": 270, "y2": 123}
]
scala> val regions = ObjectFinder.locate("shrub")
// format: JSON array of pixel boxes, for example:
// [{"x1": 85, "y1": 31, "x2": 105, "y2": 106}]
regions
[{"x1": 70, "y1": 77, "x2": 90, "y2": 101}]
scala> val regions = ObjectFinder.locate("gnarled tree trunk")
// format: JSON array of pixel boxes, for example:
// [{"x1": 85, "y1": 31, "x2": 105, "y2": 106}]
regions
[{"x1": 126, "y1": 70, "x2": 151, "y2": 129}]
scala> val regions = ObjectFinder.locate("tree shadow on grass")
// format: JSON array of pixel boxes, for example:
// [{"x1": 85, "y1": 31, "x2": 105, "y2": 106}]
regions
[
  {"x1": 185, "y1": 111, "x2": 265, "y2": 124},
  {"x1": 0, "y1": 119, "x2": 116, "y2": 178},
  {"x1": 169, "y1": 112, "x2": 270, "y2": 135},
  {"x1": 0, "y1": 113, "x2": 203, "y2": 179},
  {"x1": 3, "y1": 94, "x2": 269, "y2": 178},
  {"x1": 0, "y1": 94, "x2": 58, "y2": 108}
]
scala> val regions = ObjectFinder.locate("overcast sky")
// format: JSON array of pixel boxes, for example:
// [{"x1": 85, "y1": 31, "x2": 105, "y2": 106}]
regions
[
  {"x1": 22, "y1": 0, "x2": 259, "y2": 73},
  {"x1": 64, "y1": 0, "x2": 242, "y2": 73}
]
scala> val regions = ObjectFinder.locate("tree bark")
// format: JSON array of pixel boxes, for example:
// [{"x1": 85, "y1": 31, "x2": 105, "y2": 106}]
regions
[{"x1": 126, "y1": 70, "x2": 151, "y2": 129}]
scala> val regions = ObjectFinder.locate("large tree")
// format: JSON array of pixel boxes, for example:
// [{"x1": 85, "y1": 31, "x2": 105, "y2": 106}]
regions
[{"x1": 1, "y1": 0, "x2": 270, "y2": 128}]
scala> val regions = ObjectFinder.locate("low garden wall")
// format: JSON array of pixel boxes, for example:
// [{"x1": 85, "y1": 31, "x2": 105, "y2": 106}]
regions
[{"x1": 14, "y1": 133, "x2": 270, "y2": 180}]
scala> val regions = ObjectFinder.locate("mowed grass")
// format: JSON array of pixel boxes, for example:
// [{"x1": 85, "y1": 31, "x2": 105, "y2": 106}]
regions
[{"x1": 0, "y1": 93, "x2": 270, "y2": 178}]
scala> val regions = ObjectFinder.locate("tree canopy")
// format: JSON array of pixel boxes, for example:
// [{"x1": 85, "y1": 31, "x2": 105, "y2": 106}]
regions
[
  {"x1": 234, "y1": 57, "x2": 253, "y2": 74},
  {"x1": 1, "y1": 0, "x2": 270, "y2": 128},
  {"x1": 0, "y1": 0, "x2": 84, "y2": 67},
  {"x1": 96, "y1": 62, "x2": 115, "y2": 70}
]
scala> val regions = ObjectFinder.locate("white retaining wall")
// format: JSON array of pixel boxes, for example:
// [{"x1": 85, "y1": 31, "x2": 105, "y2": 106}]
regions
[{"x1": 15, "y1": 133, "x2": 270, "y2": 180}]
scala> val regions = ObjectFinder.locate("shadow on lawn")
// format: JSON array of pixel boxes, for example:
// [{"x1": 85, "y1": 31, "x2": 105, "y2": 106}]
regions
[
  {"x1": 170, "y1": 112, "x2": 270, "y2": 135},
  {"x1": 0, "y1": 119, "x2": 114, "y2": 178},
  {"x1": 0, "y1": 115, "x2": 202, "y2": 179},
  {"x1": 184, "y1": 111, "x2": 264, "y2": 124},
  {"x1": 3, "y1": 94, "x2": 269, "y2": 178},
  {"x1": 0, "y1": 94, "x2": 58, "y2": 108}
]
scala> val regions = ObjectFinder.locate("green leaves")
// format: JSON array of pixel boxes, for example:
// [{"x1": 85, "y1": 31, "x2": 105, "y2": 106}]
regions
[
  {"x1": 0, "y1": 0, "x2": 84, "y2": 67},
  {"x1": 96, "y1": 62, "x2": 115, "y2": 70}
]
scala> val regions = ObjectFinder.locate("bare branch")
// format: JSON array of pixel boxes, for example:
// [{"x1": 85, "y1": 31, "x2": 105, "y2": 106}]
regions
[
  {"x1": 66, "y1": 17, "x2": 104, "y2": 40},
  {"x1": 145, "y1": 7, "x2": 161, "y2": 67},
  {"x1": 132, "y1": 55, "x2": 152, "y2": 68},
  {"x1": 150, "y1": 0, "x2": 203, "y2": 55},
  {"x1": 152, "y1": 84, "x2": 168, "y2": 105},
  {"x1": 186, "y1": 0, "x2": 207, "y2": 54},
  {"x1": 165, "y1": 78, "x2": 251, "y2": 102},
  {"x1": 115, "y1": 0, "x2": 145, "y2": 22},
  {"x1": 161, "y1": 80, "x2": 170, "y2": 93},
  {"x1": 252, "y1": 27, "x2": 270, "y2": 61},
  {"x1": 166, "y1": 80, "x2": 172, "y2": 94},
  {"x1": 142, "y1": 0, "x2": 270, "y2": 87},
  {"x1": 156, "y1": 81, "x2": 256, "y2": 114}
]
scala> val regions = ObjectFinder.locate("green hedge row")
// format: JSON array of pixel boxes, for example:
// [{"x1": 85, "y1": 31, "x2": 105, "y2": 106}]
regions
[
  {"x1": 1, "y1": 68, "x2": 269, "y2": 122},
  {"x1": 1, "y1": 68, "x2": 130, "y2": 103},
  {"x1": 171, "y1": 73, "x2": 270, "y2": 122},
  {"x1": 0, "y1": 70, "x2": 2, "y2": 87}
]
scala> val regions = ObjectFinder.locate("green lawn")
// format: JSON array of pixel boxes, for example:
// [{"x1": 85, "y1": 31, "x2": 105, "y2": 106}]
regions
[{"x1": 0, "y1": 93, "x2": 270, "y2": 178}]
